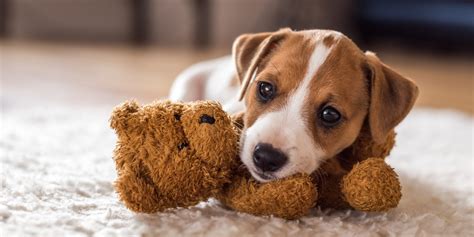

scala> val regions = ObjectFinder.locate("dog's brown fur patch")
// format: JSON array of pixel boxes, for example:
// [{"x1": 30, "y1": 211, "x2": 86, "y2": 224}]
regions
[
  {"x1": 244, "y1": 33, "x2": 315, "y2": 127},
  {"x1": 306, "y1": 37, "x2": 370, "y2": 157}
]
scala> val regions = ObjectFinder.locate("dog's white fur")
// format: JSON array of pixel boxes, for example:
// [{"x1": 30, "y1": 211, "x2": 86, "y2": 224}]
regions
[{"x1": 169, "y1": 56, "x2": 245, "y2": 114}]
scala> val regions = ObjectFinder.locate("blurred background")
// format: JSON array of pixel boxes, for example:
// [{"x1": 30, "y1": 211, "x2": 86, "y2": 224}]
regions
[{"x1": 1, "y1": 0, "x2": 473, "y2": 113}]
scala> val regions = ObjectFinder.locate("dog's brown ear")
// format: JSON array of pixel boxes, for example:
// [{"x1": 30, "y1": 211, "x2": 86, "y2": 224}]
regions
[
  {"x1": 365, "y1": 51, "x2": 419, "y2": 143},
  {"x1": 232, "y1": 28, "x2": 291, "y2": 100}
]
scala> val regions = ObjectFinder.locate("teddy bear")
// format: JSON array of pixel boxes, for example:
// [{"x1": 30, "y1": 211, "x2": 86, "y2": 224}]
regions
[{"x1": 110, "y1": 100, "x2": 401, "y2": 219}]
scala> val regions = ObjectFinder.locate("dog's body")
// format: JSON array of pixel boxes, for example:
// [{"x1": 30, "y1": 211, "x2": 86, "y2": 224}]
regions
[
  {"x1": 170, "y1": 56, "x2": 244, "y2": 114},
  {"x1": 169, "y1": 29, "x2": 418, "y2": 182}
]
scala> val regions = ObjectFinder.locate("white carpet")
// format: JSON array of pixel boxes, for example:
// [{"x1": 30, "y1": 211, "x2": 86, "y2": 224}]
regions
[{"x1": 1, "y1": 105, "x2": 473, "y2": 237}]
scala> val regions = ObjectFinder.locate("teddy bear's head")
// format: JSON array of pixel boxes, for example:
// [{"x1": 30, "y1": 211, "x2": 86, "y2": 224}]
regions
[{"x1": 110, "y1": 100, "x2": 240, "y2": 210}]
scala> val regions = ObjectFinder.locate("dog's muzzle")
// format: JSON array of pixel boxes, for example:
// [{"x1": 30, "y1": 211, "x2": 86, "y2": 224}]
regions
[{"x1": 252, "y1": 143, "x2": 288, "y2": 173}]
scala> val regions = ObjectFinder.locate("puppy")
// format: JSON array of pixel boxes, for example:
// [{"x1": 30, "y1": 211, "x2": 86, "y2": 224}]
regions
[{"x1": 169, "y1": 28, "x2": 418, "y2": 182}]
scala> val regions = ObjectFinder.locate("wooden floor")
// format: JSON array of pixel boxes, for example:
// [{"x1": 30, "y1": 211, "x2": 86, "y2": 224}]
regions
[{"x1": 1, "y1": 40, "x2": 473, "y2": 114}]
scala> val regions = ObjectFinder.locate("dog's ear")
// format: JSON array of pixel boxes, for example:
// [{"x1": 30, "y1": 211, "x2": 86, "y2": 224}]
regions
[
  {"x1": 232, "y1": 28, "x2": 291, "y2": 100},
  {"x1": 365, "y1": 51, "x2": 419, "y2": 143}
]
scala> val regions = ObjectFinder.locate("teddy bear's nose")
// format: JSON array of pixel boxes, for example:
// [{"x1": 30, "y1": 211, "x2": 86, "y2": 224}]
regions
[{"x1": 253, "y1": 143, "x2": 288, "y2": 172}]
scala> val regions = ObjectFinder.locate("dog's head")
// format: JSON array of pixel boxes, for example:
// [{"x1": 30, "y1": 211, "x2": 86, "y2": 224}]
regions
[{"x1": 234, "y1": 29, "x2": 419, "y2": 182}]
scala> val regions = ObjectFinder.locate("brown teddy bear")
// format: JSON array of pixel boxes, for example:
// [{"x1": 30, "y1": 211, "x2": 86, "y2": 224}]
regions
[{"x1": 110, "y1": 100, "x2": 401, "y2": 219}]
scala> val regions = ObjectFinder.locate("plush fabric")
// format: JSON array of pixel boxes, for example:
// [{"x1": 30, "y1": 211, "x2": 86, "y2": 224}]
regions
[
  {"x1": 111, "y1": 100, "x2": 241, "y2": 214},
  {"x1": 1, "y1": 105, "x2": 472, "y2": 236}
]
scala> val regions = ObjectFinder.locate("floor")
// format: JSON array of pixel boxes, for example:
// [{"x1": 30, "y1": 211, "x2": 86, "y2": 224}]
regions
[
  {"x1": 2, "y1": 98, "x2": 473, "y2": 236},
  {"x1": 1, "y1": 40, "x2": 473, "y2": 114}
]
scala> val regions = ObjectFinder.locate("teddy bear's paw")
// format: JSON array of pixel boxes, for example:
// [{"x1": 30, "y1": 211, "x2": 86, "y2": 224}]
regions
[
  {"x1": 146, "y1": 154, "x2": 231, "y2": 205},
  {"x1": 220, "y1": 173, "x2": 317, "y2": 219},
  {"x1": 115, "y1": 167, "x2": 174, "y2": 213},
  {"x1": 341, "y1": 157, "x2": 401, "y2": 212}
]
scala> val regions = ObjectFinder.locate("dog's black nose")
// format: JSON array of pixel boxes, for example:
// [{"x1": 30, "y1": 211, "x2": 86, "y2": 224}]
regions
[{"x1": 253, "y1": 143, "x2": 287, "y2": 172}]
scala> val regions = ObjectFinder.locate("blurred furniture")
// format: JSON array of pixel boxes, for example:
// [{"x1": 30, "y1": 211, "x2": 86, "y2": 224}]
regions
[
  {"x1": 357, "y1": 0, "x2": 474, "y2": 51},
  {"x1": 131, "y1": 0, "x2": 150, "y2": 44},
  {"x1": 1, "y1": 0, "x2": 354, "y2": 47},
  {"x1": 5, "y1": 0, "x2": 132, "y2": 42},
  {"x1": 0, "y1": 0, "x2": 8, "y2": 37}
]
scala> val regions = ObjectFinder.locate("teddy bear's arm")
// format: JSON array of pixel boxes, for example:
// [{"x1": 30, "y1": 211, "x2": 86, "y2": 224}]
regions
[
  {"x1": 218, "y1": 173, "x2": 317, "y2": 219},
  {"x1": 341, "y1": 157, "x2": 402, "y2": 212}
]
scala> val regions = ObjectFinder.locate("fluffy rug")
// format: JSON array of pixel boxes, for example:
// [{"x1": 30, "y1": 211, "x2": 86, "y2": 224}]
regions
[{"x1": 1, "y1": 104, "x2": 473, "y2": 237}]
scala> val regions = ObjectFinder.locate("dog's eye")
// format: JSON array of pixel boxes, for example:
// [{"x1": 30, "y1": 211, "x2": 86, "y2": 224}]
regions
[
  {"x1": 199, "y1": 114, "x2": 215, "y2": 124},
  {"x1": 320, "y1": 106, "x2": 341, "y2": 126},
  {"x1": 257, "y1": 81, "x2": 276, "y2": 102}
]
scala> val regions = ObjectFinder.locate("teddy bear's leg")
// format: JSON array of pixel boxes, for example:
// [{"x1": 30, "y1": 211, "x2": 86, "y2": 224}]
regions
[
  {"x1": 218, "y1": 173, "x2": 317, "y2": 219},
  {"x1": 115, "y1": 165, "x2": 174, "y2": 213},
  {"x1": 341, "y1": 157, "x2": 401, "y2": 212}
]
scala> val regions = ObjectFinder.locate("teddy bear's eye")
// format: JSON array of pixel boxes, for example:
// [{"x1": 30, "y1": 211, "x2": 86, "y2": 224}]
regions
[
  {"x1": 174, "y1": 113, "x2": 181, "y2": 121},
  {"x1": 199, "y1": 114, "x2": 215, "y2": 124},
  {"x1": 177, "y1": 141, "x2": 189, "y2": 150}
]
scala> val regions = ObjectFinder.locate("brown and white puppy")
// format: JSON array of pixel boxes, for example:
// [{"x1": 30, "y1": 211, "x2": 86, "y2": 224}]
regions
[{"x1": 169, "y1": 28, "x2": 419, "y2": 182}]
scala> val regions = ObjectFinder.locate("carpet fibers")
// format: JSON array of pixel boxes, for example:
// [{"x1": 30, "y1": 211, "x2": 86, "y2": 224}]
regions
[{"x1": 1, "y1": 105, "x2": 473, "y2": 236}]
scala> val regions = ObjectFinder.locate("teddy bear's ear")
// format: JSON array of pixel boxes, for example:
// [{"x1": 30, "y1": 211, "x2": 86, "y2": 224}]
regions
[{"x1": 110, "y1": 100, "x2": 141, "y2": 133}]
